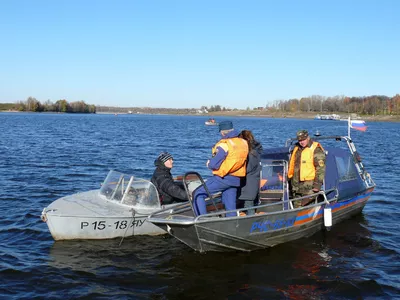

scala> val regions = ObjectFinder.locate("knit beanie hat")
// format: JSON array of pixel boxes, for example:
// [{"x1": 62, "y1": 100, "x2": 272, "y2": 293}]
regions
[{"x1": 157, "y1": 152, "x2": 173, "y2": 163}]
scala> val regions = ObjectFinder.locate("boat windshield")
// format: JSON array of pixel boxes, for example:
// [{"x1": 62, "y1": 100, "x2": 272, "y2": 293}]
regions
[
  {"x1": 260, "y1": 161, "x2": 286, "y2": 191},
  {"x1": 100, "y1": 170, "x2": 161, "y2": 208}
]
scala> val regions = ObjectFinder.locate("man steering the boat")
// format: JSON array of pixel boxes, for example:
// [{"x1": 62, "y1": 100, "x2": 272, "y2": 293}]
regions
[
  {"x1": 151, "y1": 152, "x2": 188, "y2": 205},
  {"x1": 193, "y1": 120, "x2": 249, "y2": 217},
  {"x1": 288, "y1": 130, "x2": 326, "y2": 208}
]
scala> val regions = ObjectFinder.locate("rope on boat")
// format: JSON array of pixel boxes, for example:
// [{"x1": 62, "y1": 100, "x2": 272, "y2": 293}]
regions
[{"x1": 119, "y1": 208, "x2": 135, "y2": 247}]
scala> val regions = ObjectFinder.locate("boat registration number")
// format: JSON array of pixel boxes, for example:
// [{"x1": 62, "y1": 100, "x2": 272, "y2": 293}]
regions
[{"x1": 80, "y1": 219, "x2": 145, "y2": 230}]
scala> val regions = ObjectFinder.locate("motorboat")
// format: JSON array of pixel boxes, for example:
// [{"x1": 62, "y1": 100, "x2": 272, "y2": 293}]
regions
[
  {"x1": 41, "y1": 170, "x2": 201, "y2": 241},
  {"x1": 314, "y1": 114, "x2": 341, "y2": 120},
  {"x1": 205, "y1": 118, "x2": 218, "y2": 126},
  {"x1": 147, "y1": 134, "x2": 375, "y2": 253}
]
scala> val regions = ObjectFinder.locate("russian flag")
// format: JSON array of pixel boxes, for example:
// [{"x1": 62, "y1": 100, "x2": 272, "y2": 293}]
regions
[{"x1": 350, "y1": 120, "x2": 367, "y2": 132}]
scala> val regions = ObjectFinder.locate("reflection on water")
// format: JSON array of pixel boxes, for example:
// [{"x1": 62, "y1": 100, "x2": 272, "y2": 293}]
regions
[
  {"x1": 48, "y1": 235, "x2": 180, "y2": 274},
  {"x1": 46, "y1": 216, "x2": 378, "y2": 299}
]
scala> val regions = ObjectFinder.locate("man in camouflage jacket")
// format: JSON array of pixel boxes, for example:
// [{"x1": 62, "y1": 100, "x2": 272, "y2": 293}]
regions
[{"x1": 288, "y1": 130, "x2": 326, "y2": 208}]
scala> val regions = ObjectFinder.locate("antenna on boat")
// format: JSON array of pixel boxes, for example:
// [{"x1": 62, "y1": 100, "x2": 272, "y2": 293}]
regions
[{"x1": 348, "y1": 116, "x2": 351, "y2": 139}]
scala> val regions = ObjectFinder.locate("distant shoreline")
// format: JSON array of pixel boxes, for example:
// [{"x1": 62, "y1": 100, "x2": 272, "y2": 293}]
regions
[
  {"x1": 2, "y1": 110, "x2": 399, "y2": 122},
  {"x1": 98, "y1": 111, "x2": 400, "y2": 122}
]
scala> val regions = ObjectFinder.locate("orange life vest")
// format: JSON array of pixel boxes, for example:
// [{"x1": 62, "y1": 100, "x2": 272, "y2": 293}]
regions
[
  {"x1": 288, "y1": 142, "x2": 324, "y2": 181},
  {"x1": 211, "y1": 137, "x2": 248, "y2": 177}
]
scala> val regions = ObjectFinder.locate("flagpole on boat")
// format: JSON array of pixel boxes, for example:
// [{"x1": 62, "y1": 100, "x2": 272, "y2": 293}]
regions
[{"x1": 348, "y1": 116, "x2": 351, "y2": 139}]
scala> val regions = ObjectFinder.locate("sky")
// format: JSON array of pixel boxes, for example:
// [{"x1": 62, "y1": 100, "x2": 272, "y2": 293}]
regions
[{"x1": 1, "y1": 0, "x2": 399, "y2": 109}]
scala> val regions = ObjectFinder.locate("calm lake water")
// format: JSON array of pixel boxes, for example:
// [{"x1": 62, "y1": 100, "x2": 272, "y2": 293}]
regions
[{"x1": 0, "y1": 112, "x2": 399, "y2": 299}]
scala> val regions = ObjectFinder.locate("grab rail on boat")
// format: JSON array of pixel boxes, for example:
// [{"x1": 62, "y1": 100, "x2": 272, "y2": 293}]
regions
[
  {"x1": 195, "y1": 188, "x2": 339, "y2": 221},
  {"x1": 147, "y1": 187, "x2": 340, "y2": 224},
  {"x1": 288, "y1": 188, "x2": 339, "y2": 209},
  {"x1": 163, "y1": 201, "x2": 192, "y2": 215},
  {"x1": 182, "y1": 171, "x2": 222, "y2": 214},
  {"x1": 364, "y1": 172, "x2": 375, "y2": 187}
]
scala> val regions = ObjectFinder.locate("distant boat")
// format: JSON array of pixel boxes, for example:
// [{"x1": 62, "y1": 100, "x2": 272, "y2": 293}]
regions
[
  {"x1": 315, "y1": 114, "x2": 340, "y2": 121},
  {"x1": 205, "y1": 118, "x2": 218, "y2": 126}
]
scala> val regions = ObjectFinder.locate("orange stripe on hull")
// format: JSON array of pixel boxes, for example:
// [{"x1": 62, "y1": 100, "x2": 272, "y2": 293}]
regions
[
  {"x1": 293, "y1": 193, "x2": 372, "y2": 226},
  {"x1": 294, "y1": 206, "x2": 323, "y2": 225}
]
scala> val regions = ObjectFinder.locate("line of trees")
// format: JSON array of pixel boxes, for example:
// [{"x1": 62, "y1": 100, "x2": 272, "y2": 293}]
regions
[
  {"x1": 15, "y1": 97, "x2": 96, "y2": 113},
  {"x1": 5, "y1": 94, "x2": 399, "y2": 116},
  {"x1": 269, "y1": 94, "x2": 400, "y2": 115},
  {"x1": 205, "y1": 105, "x2": 233, "y2": 112}
]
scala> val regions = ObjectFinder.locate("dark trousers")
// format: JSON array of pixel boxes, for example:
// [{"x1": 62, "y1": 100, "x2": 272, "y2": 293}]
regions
[{"x1": 238, "y1": 199, "x2": 258, "y2": 215}]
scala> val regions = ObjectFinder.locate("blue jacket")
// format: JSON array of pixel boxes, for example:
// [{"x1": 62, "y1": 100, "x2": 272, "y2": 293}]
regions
[{"x1": 208, "y1": 129, "x2": 242, "y2": 187}]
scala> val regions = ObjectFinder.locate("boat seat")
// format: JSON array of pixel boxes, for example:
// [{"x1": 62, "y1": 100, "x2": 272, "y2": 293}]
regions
[
  {"x1": 205, "y1": 191, "x2": 222, "y2": 201},
  {"x1": 257, "y1": 190, "x2": 285, "y2": 213},
  {"x1": 259, "y1": 189, "x2": 283, "y2": 200},
  {"x1": 205, "y1": 192, "x2": 224, "y2": 212},
  {"x1": 206, "y1": 202, "x2": 225, "y2": 212}
]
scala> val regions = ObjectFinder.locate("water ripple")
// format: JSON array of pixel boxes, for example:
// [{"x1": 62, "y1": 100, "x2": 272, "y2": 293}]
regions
[{"x1": 0, "y1": 113, "x2": 399, "y2": 299}]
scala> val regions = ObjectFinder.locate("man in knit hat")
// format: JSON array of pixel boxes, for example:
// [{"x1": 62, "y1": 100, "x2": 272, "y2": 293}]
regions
[
  {"x1": 193, "y1": 121, "x2": 249, "y2": 217},
  {"x1": 151, "y1": 152, "x2": 188, "y2": 205}
]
